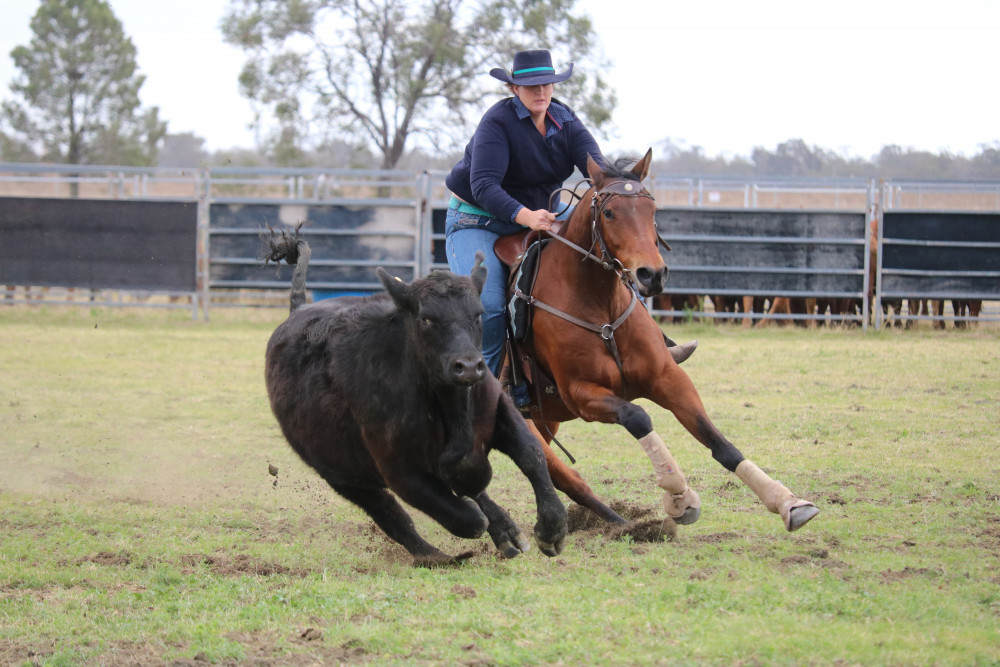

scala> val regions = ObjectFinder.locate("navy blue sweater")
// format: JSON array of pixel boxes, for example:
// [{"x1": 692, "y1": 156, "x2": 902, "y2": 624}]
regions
[{"x1": 445, "y1": 97, "x2": 603, "y2": 222}]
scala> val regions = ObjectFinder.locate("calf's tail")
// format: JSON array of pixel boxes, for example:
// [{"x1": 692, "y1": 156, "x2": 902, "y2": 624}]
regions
[{"x1": 258, "y1": 223, "x2": 311, "y2": 313}]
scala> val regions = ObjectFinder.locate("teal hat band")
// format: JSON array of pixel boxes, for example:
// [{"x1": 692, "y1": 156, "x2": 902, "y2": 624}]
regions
[{"x1": 513, "y1": 66, "x2": 555, "y2": 76}]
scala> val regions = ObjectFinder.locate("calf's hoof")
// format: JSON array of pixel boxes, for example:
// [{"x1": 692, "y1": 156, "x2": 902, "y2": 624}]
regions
[
  {"x1": 784, "y1": 500, "x2": 820, "y2": 532},
  {"x1": 534, "y1": 535, "x2": 565, "y2": 557},
  {"x1": 494, "y1": 530, "x2": 532, "y2": 559}
]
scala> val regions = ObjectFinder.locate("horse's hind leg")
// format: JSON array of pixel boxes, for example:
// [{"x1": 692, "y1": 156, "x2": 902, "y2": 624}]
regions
[
  {"x1": 529, "y1": 421, "x2": 627, "y2": 525},
  {"x1": 655, "y1": 367, "x2": 819, "y2": 532},
  {"x1": 330, "y1": 484, "x2": 462, "y2": 567}
]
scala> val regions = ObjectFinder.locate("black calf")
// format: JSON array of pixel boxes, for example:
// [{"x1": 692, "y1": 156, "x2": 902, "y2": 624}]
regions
[{"x1": 260, "y1": 226, "x2": 567, "y2": 566}]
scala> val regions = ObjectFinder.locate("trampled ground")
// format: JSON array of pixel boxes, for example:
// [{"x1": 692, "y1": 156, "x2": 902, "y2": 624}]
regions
[{"x1": 1, "y1": 307, "x2": 998, "y2": 665}]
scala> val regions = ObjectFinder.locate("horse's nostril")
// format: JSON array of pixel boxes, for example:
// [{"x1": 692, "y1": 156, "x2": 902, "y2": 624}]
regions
[{"x1": 637, "y1": 267, "x2": 665, "y2": 286}]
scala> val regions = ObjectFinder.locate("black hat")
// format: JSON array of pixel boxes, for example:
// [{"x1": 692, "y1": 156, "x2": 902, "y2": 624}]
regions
[{"x1": 489, "y1": 49, "x2": 573, "y2": 86}]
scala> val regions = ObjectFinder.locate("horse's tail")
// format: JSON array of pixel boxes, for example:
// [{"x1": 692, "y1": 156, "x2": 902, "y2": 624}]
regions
[{"x1": 258, "y1": 223, "x2": 311, "y2": 313}]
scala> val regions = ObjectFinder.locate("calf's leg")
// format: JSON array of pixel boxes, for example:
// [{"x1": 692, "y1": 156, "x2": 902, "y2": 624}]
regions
[
  {"x1": 489, "y1": 400, "x2": 568, "y2": 556},
  {"x1": 331, "y1": 484, "x2": 462, "y2": 567},
  {"x1": 473, "y1": 491, "x2": 532, "y2": 558},
  {"x1": 380, "y1": 468, "x2": 489, "y2": 541}
]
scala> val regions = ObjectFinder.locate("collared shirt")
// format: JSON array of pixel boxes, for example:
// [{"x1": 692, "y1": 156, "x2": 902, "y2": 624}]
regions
[
  {"x1": 445, "y1": 96, "x2": 603, "y2": 223},
  {"x1": 511, "y1": 95, "x2": 572, "y2": 137}
]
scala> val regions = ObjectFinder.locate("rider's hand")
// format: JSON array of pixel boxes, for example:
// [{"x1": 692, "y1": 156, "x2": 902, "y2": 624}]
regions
[{"x1": 515, "y1": 207, "x2": 556, "y2": 232}]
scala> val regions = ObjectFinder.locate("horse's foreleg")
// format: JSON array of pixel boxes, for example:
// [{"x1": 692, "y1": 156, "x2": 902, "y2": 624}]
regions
[
  {"x1": 658, "y1": 370, "x2": 819, "y2": 532},
  {"x1": 614, "y1": 401, "x2": 701, "y2": 524}
]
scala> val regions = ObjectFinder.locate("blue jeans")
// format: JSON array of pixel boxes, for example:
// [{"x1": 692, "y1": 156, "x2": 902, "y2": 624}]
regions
[
  {"x1": 444, "y1": 203, "x2": 576, "y2": 375},
  {"x1": 445, "y1": 209, "x2": 520, "y2": 376}
]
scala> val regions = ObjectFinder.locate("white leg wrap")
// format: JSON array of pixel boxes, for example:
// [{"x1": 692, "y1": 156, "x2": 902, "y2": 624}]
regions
[
  {"x1": 639, "y1": 431, "x2": 699, "y2": 519},
  {"x1": 638, "y1": 431, "x2": 687, "y2": 494},
  {"x1": 735, "y1": 460, "x2": 818, "y2": 531},
  {"x1": 735, "y1": 460, "x2": 795, "y2": 515}
]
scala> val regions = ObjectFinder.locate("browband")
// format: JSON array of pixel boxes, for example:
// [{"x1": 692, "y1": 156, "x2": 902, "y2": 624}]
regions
[{"x1": 596, "y1": 180, "x2": 651, "y2": 197}]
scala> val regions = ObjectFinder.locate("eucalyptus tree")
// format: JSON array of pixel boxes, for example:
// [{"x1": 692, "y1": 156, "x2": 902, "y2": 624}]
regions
[
  {"x1": 0, "y1": 0, "x2": 166, "y2": 170},
  {"x1": 222, "y1": 0, "x2": 615, "y2": 168}
]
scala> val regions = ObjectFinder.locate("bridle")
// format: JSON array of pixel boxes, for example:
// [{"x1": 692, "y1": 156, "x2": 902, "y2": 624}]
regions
[
  {"x1": 515, "y1": 178, "x2": 668, "y2": 398},
  {"x1": 546, "y1": 178, "x2": 671, "y2": 287}
]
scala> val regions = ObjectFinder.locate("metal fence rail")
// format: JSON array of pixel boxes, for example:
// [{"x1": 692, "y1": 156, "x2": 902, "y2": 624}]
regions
[{"x1": 2, "y1": 162, "x2": 999, "y2": 327}]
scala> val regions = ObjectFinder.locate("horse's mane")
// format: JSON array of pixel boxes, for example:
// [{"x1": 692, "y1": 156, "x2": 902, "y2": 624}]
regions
[{"x1": 601, "y1": 156, "x2": 642, "y2": 182}]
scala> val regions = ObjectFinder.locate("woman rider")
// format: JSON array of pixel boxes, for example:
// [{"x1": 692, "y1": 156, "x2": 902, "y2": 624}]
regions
[{"x1": 444, "y1": 49, "x2": 696, "y2": 398}]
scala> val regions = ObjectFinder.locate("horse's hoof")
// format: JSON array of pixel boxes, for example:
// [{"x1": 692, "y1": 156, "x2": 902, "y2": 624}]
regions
[
  {"x1": 663, "y1": 487, "x2": 700, "y2": 524},
  {"x1": 674, "y1": 504, "x2": 701, "y2": 525},
  {"x1": 785, "y1": 502, "x2": 820, "y2": 532}
]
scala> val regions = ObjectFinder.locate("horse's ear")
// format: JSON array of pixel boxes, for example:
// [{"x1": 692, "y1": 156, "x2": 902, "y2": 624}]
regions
[
  {"x1": 377, "y1": 267, "x2": 417, "y2": 313},
  {"x1": 631, "y1": 148, "x2": 653, "y2": 181},
  {"x1": 587, "y1": 154, "x2": 606, "y2": 189},
  {"x1": 470, "y1": 251, "x2": 487, "y2": 296}
]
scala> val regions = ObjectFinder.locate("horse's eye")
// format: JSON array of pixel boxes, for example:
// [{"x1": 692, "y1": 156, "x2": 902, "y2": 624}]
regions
[{"x1": 604, "y1": 209, "x2": 615, "y2": 220}]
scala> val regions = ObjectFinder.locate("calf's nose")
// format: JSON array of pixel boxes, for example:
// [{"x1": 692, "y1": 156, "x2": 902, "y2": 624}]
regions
[{"x1": 451, "y1": 355, "x2": 487, "y2": 385}]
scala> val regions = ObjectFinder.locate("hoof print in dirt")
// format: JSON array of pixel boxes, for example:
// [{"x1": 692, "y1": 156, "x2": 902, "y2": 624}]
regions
[{"x1": 607, "y1": 518, "x2": 677, "y2": 543}]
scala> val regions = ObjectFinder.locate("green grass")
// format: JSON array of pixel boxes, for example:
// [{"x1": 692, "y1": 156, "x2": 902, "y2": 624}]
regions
[{"x1": 1, "y1": 307, "x2": 999, "y2": 665}]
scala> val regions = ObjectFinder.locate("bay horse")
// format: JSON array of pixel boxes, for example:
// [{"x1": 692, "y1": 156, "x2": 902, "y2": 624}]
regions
[{"x1": 498, "y1": 150, "x2": 819, "y2": 533}]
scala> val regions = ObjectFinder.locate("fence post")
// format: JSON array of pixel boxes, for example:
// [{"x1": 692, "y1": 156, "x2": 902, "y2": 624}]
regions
[
  {"x1": 197, "y1": 167, "x2": 211, "y2": 320},
  {"x1": 874, "y1": 180, "x2": 886, "y2": 330}
]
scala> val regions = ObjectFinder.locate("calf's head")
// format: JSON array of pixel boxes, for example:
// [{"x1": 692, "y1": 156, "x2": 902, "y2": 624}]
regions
[{"x1": 377, "y1": 252, "x2": 488, "y2": 387}]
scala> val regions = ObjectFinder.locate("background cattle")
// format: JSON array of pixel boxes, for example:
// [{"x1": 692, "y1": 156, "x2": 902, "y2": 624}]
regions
[{"x1": 260, "y1": 227, "x2": 567, "y2": 567}]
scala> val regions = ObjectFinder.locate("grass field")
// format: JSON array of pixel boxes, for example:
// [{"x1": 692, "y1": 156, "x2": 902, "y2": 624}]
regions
[{"x1": 1, "y1": 306, "x2": 999, "y2": 666}]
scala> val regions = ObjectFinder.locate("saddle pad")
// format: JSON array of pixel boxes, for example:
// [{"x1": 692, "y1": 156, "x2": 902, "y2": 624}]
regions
[{"x1": 507, "y1": 238, "x2": 549, "y2": 342}]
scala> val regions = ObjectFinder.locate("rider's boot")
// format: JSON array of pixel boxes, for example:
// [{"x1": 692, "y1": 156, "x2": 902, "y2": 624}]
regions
[{"x1": 664, "y1": 336, "x2": 698, "y2": 365}]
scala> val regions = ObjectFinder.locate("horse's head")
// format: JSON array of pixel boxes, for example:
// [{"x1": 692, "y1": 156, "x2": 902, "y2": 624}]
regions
[{"x1": 585, "y1": 149, "x2": 667, "y2": 297}]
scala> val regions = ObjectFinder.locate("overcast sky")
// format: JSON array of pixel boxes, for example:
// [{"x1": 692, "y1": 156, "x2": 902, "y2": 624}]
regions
[{"x1": 1, "y1": 0, "x2": 998, "y2": 159}]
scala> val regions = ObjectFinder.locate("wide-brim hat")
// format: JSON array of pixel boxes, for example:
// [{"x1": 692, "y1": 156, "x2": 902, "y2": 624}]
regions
[{"x1": 489, "y1": 49, "x2": 573, "y2": 86}]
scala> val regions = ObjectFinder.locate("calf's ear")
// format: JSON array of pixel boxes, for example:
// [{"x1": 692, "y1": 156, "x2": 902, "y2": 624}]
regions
[
  {"x1": 377, "y1": 267, "x2": 417, "y2": 313},
  {"x1": 470, "y1": 251, "x2": 487, "y2": 295}
]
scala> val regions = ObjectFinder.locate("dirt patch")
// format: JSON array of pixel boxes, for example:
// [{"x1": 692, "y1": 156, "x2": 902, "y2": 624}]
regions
[
  {"x1": 180, "y1": 553, "x2": 311, "y2": 578},
  {"x1": 450, "y1": 584, "x2": 477, "y2": 599},
  {"x1": 691, "y1": 531, "x2": 740, "y2": 544},
  {"x1": 566, "y1": 500, "x2": 657, "y2": 532},
  {"x1": 78, "y1": 551, "x2": 132, "y2": 567},
  {"x1": 566, "y1": 501, "x2": 676, "y2": 543},
  {"x1": 880, "y1": 566, "x2": 941, "y2": 583}
]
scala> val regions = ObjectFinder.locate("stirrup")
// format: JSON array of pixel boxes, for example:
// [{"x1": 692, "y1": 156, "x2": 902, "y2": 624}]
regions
[{"x1": 668, "y1": 340, "x2": 698, "y2": 365}]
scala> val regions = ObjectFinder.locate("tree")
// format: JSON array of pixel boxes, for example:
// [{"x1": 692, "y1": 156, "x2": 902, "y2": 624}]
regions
[
  {"x1": 221, "y1": 0, "x2": 615, "y2": 169},
  {"x1": 0, "y1": 0, "x2": 167, "y2": 169},
  {"x1": 158, "y1": 132, "x2": 210, "y2": 168}
]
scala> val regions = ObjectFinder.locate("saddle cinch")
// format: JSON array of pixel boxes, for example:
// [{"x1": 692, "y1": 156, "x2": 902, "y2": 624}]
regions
[{"x1": 493, "y1": 222, "x2": 566, "y2": 408}]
